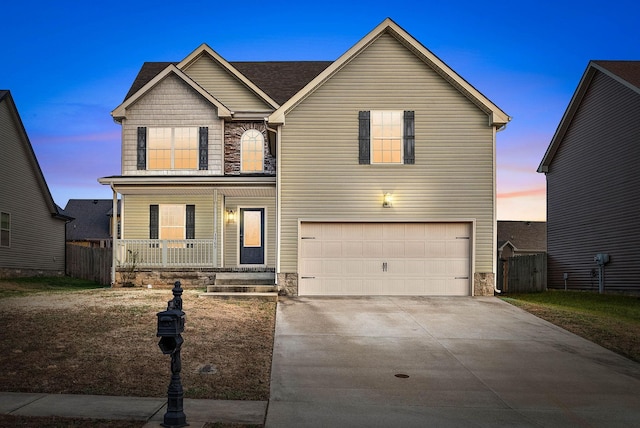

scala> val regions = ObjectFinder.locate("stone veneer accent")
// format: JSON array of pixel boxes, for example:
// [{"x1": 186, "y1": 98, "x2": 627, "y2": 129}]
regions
[
  {"x1": 115, "y1": 269, "x2": 215, "y2": 288},
  {"x1": 224, "y1": 122, "x2": 276, "y2": 175},
  {"x1": 277, "y1": 273, "x2": 299, "y2": 296},
  {"x1": 474, "y1": 272, "x2": 495, "y2": 296}
]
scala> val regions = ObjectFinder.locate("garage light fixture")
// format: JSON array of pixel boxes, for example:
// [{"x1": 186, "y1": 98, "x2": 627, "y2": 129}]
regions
[
  {"x1": 226, "y1": 209, "x2": 235, "y2": 223},
  {"x1": 383, "y1": 193, "x2": 393, "y2": 208}
]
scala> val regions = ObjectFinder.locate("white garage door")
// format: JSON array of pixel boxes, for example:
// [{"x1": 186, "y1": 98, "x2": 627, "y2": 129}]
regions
[{"x1": 299, "y1": 222, "x2": 471, "y2": 296}]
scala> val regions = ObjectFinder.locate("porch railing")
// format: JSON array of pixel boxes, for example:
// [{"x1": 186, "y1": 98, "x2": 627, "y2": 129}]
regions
[{"x1": 116, "y1": 239, "x2": 216, "y2": 268}]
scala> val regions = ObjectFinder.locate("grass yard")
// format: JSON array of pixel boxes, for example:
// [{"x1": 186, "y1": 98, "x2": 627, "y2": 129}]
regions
[
  {"x1": 0, "y1": 277, "x2": 276, "y2": 401},
  {"x1": 501, "y1": 290, "x2": 640, "y2": 363}
]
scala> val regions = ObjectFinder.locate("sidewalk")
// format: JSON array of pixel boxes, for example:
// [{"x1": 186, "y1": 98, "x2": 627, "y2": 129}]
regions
[{"x1": 0, "y1": 392, "x2": 267, "y2": 427}]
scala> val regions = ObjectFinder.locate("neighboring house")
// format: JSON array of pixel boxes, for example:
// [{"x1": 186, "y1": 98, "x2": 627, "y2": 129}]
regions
[
  {"x1": 0, "y1": 90, "x2": 71, "y2": 278},
  {"x1": 64, "y1": 199, "x2": 120, "y2": 248},
  {"x1": 496, "y1": 221, "x2": 546, "y2": 292},
  {"x1": 538, "y1": 60, "x2": 640, "y2": 293},
  {"x1": 497, "y1": 221, "x2": 546, "y2": 261},
  {"x1": 99, "y1": 18, "x2": 510, "y2": 296}
]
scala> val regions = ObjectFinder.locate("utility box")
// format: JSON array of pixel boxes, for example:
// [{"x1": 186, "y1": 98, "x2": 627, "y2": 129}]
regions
[{"x1": 594, "y1": 253, "x2": 610, "y2": 266}]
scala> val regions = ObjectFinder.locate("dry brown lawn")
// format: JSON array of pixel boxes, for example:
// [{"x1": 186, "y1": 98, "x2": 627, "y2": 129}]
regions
[{"x1": 0, "y1": 283, "x2": 276, "y2": 401}]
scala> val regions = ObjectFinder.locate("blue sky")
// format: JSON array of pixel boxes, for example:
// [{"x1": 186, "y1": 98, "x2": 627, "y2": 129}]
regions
[{"x1": 2, "y1": 0, "x2": 639, "y2": 220}]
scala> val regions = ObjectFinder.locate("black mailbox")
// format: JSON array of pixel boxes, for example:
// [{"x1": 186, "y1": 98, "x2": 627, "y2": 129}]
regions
[{"x1": 157, "y1": 308, "x2": 185, "y2": 337}]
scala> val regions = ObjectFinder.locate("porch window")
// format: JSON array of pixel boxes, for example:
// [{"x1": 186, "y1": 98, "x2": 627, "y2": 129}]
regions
[
  {"x1": 241, "y1": 129, "x2": 264, "y2": 173},
  {"x1": 148, "y1": 127, "x2": 198, "y2": 170},
  {"x1": 150, "y1": 204, "x2": 195, "y2": 247},
  {"x1": 160, "y1": 205, "x2": 185, "y2": 240},
  {"x1": 0, "y1": 212, "x2": 9, "y2": 247}
]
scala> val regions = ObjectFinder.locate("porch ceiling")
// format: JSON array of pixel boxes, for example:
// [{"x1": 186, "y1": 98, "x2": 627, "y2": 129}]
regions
[
  {"x1": 112, "y1": 186, "x2": 275, "y2": 197},
  {"x1": 99, "y1": 176, "x2": 275, "y2": 197}
]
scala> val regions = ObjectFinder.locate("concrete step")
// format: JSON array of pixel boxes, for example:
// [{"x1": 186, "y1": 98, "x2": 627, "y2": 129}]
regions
[
  {"x1": 199, "y1": 292, "x2": 278, "y2": 302},
  {"x1": 214, "y1": 272, "x2": 275, "y2": 286},
  {"x1": 206, "y1": 284, "x2": 277, "y2": 293}
]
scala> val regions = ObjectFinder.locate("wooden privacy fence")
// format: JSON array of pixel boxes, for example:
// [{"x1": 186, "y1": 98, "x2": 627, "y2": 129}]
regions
[
  {"x1": 500, "y1": 253, "x2": 547, "y2": 293},
  {"x1": 66, "y1": 244, "x2": 112, "y2": 286}
]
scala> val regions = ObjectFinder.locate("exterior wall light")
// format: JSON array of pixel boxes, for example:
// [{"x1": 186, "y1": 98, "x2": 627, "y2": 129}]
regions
[
  {"x1": 383, "y1": 193, "x2": 393, "y2": 208},
  {"x1": 226, "y1": 209, "x2": 235, "y2": 223}
]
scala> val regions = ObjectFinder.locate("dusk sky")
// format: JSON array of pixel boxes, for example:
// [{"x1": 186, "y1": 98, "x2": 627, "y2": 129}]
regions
[{"x1": 2, "y1": 1, "x2": 638, "y2": 221}]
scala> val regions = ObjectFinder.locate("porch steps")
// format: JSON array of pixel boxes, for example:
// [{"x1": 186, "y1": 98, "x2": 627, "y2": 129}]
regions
[{"x1": 200, "y1": 272, "x2": 278, "y2": 301}]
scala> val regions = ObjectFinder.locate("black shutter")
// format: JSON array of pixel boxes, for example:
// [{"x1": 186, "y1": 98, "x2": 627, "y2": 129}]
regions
[
  {"x1": 403, "y1": 111, "x2": 415, "y2": 165},
  {"x1": 137, "y1": 127, "x2": 147, "y2": 170},
  {"x1": 358, "y1": 111, "x2": 370, "y2": 164},
  {"x1": 186, "y1": 205, "x2": 195, "y2": 239},
  {"x1": 198, "y1": 127, "x2": 208, "y2": 170},
  {"x1": 149, "y1": 205, "x2": 159, "y2": 239}
]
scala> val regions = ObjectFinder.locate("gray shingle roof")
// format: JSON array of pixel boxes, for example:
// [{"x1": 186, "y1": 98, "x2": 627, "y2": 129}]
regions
[
  {"x1": 593, "y1": 60, "x2": 640, "y2": 90},
  {"x1": 497, "y1": 221, "x2": 547, "y2": 252},
  {"x1": 123, "y1": 60, "x2": 332, "y2": 105},
  {"x1": 64, "y1": 199, "x2": 116, "y2": 241}
]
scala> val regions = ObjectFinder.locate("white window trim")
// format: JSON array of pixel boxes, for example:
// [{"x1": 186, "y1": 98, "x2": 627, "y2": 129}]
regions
[
  {"x1": 147, "y1": 127, "x2": 198, "y2": 170},
  {"x1": 370, "y1": 110, "x2": 404, "y2": 165},
  {"x1": 240, "y1": 129, "x2": 265, "y2": 173},
  {"x1": 159, "y1": 204, "x2": 186, "y2": 241}
]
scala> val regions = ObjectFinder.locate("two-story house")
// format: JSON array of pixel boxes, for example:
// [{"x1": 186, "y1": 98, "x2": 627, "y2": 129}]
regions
[{"x1": 99, "y1": 18, "x2": 510, "y2": 296}]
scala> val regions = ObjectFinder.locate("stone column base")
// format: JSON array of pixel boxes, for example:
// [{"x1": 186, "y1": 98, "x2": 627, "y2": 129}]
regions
[{"x1": 474, "y1": 272, "x2": 496, "y2": 296}]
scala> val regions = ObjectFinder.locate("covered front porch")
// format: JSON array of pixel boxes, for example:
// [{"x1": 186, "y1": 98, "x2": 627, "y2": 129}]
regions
[{"x1": 98, "y1": 176, "x2": 276, "y2": 286}]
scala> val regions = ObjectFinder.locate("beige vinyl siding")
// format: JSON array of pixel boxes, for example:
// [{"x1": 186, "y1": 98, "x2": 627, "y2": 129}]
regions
[
  {"x1": 182, "y1": 55, "x2": 273, "y2": 112},
  {"x1": 122, "y1": 194, "x2": 216, "y2": 240},
  {"x1": 121, "y1": 74, "x2": 223, "y2": 175},
  {"x1": 0, "y1": 99, "x2": 65, "y2": 272},
  {"x1": 223, "y1": 197, "x2": 276, "y2": 267},
  {"x1": 279, "y1": 33, "x2": 495, "y2": 274}
]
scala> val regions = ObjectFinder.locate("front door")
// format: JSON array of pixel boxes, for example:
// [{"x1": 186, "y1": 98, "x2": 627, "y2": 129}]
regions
[{"x1": 239, "y1": 208, "x2": 265, "y2": 264}]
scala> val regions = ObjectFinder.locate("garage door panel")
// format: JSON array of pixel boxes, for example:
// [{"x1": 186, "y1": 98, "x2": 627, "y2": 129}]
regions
[
  {"x1": 323, "y1": 241, "x2": 343, "y2": 257},
  {"x1": 299, "y1": 222, "x2": 471, "y2": 296},
  {"x1": 301, "y1": 240, "x2": 322, "y2": 258},
  {"x1": 383, "y1": 223, "x2": 406, "y2": 240},
  {"x1": 405, "y1": 241, "x2": 426, "y2": 258},
  {"x1": 363, "y1": 241, "x2": 384, "y2": 257},
  {"x1": 383, "y1": 241, "x2": 406, "y2": 258},
  {"x1": 343, "y1": 241, "x2": 364, "y2": 257}
]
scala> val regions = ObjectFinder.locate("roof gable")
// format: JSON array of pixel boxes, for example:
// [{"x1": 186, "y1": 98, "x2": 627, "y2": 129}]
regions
[
  {"x1": 178, "y1": 43, "x2": 279, "y2": 111},
  {"x1": 112, "y1": 64, "x2": 232, "y2": 121},
  {"x1": 268, "y1": 18, "x2": 510, "y2": 127},
  {"x1": 0, "y1": 90, "x2": 69, "y2": 221},
  {"x1": 538, "y1": 60, "x2": 640, "y2": 172}
]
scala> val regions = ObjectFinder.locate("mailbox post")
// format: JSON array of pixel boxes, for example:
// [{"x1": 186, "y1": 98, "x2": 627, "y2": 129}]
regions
[{"x1": 156, "y1": 281, "x2": 188, "y2": 428}]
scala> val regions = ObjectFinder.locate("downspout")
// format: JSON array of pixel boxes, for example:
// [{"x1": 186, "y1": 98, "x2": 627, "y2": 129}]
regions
[
  {"x1": 213, "y1": 189, "x2": 218, "y2": 268},
  {"x1": 110, "y1": 183, "x2": 118, "y2": 287},
  {"x1": 275, "y1": 124, "x2": 282, "y2": 287},
  {"x1": 492, "y1": 124, "x2": 501, "y2": 294}
]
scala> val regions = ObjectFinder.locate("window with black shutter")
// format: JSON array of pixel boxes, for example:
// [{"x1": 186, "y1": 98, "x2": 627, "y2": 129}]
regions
[{"x1": 358, "y1": 110, "x2": 415, "y2": 164}]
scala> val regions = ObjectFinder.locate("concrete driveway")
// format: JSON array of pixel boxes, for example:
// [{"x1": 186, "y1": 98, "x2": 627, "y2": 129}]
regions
[{"x1": 265, "y1": 297, "x2": 640, "y2": 427}]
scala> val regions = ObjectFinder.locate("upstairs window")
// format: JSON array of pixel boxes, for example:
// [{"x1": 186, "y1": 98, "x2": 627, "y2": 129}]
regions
[
  {"x1": 241, "y1": 129, "x2": 264, "y2": 173},
  {"x1": 147, "y1": 127, "x2": 199, "y2": 170},
  {"x1": 371, "y1": 111, "x2": 403, "y2": 164},
  {"x1": 359, "y1": 110, "x2": 415, "y2": 165},
  {"x1": 0, "y1": 212, "x2": 9, "y2": 247}
]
